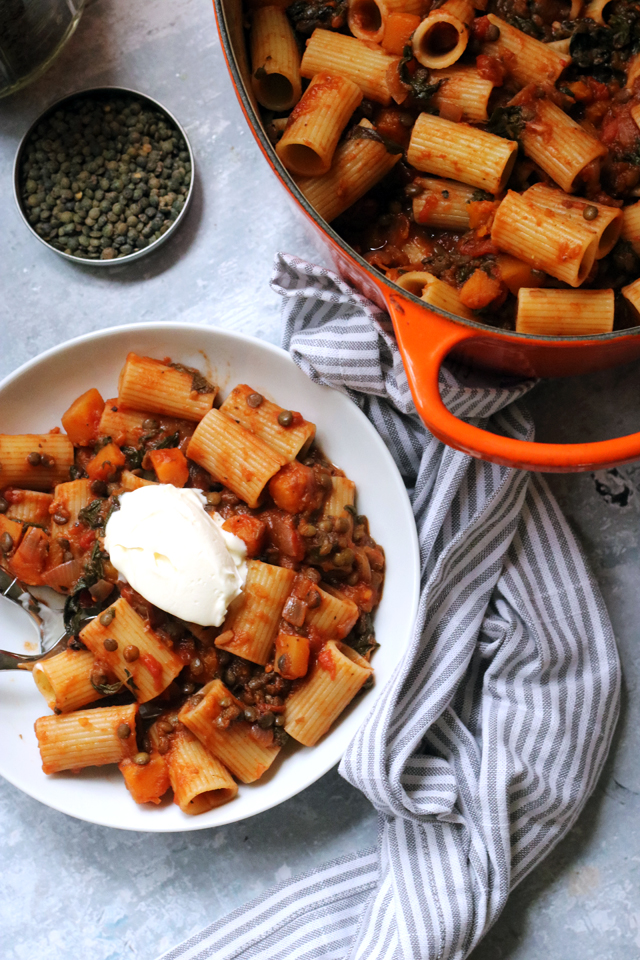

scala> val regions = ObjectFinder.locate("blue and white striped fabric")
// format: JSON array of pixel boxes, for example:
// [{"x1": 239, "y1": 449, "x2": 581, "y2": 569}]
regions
[{"x1": 158, "y1": 254, "x2": 621, "y2": 960}]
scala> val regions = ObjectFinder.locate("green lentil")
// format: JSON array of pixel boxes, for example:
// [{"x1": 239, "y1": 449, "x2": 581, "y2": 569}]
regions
[{"x1": 19, "y1": 94, "x2": 191, "y2": 261}]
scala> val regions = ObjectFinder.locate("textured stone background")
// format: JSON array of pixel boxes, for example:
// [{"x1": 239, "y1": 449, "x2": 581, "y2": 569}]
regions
[{"x1": 0, "y1": 1, "x2": 638, "y2": 958}]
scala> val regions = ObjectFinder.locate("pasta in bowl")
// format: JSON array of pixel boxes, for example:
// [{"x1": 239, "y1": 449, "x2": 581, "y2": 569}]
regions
[{"x1": 0, "y1": 324, "x2": 419, "y2": 831}]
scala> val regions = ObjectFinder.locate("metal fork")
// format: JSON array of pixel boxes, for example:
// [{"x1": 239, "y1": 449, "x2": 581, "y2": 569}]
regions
[{"x1": 0, "y1": 569, "x2": 72, "y2": 670}]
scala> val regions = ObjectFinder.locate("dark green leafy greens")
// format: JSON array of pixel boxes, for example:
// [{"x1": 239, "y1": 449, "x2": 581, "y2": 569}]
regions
[{"x1": 486, "y1": 106, "x2": 526, "y2": 141}]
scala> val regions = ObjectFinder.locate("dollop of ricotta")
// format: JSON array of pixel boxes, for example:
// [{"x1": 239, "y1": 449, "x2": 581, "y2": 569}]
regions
[{"x1": 104, "y1": 485, "x2": 246, "y2": 626}]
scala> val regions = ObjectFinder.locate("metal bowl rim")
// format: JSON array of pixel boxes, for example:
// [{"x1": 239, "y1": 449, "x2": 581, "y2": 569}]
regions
[{"x1": 13, "y1": 84, "x2": 195, "y2": 267}]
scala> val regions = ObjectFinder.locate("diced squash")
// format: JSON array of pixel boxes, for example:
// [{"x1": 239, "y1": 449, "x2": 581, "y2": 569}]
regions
[
  {"x1": 496, "y1": 254, "x2": 545, "y2": 295},
  {"x1": 222, "y1": 515, "x2": 267, "y2": 557},
  {"x1": 148, "y1": 447, "x2": 189, "y2": 487},
  {"x1": 61, "y1": 388, "x2": 105, "y2": 446},
  {"x1": 459, "y1": 268, "x2": 503, "y2": 310},
  {"x1": 382, "y1": 12, "x2": 421, "y2": 54},
  {"x1": 10, "y1": 526, "x2": 49, "y2": 585},
  {"x1": 119, "y1": 753, "x2": 171, "y2": 804},
  {"x1": 274, "y1": 633, "x2": 310, "y2": 680},
  {"x1": 268, "y1": 461, "x2": 321, "y2": 514},
  {"x1": 86, "y1": 442, "x2": 126, "y2": 483}
]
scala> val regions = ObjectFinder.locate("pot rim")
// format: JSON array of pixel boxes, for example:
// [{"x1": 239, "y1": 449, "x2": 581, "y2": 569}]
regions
[{"x1": 214, "y1": 0, "x2": 640, "y2": 346}]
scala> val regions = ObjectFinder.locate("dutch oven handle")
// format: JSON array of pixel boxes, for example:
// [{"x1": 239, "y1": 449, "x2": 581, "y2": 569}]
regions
[{"x1": 386, "y1": 292, "x2": 640, "y2": 473}]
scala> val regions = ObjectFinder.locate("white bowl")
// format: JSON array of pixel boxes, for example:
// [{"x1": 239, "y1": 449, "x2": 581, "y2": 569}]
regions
[{"x1": 0, "y1": 324, "x2": 420, "y2": 831}]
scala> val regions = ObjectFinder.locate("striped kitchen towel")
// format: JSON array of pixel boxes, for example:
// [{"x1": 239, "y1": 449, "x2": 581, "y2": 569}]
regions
[{"x1": 158, "y1": 254, "x2": 621, "y2": 960}]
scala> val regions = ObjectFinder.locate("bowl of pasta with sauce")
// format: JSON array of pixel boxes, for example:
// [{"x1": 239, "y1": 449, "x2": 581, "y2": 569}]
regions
[
  {"x1": 0, "y1": 323, "x2": 419, "y2": 831},
  {"x1": 215, "y1": 0, "x2": 640, "y2": 472}
]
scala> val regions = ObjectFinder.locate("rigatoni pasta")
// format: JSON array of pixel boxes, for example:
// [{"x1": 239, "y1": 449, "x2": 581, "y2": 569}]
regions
[
  {"x1": 295, "y1": 116, "x2": 401, "y2": 221},
  {"x1": 407, "y1": 113, "x2": 517, "y2": 194},
  {"x1": 219, "y1": 384, "x2": 316, "y2": 461},
  {"x1": 284, "y1": 641, "x2": 373, "y2": 746},
  {"x1": 251, "y1": 5, "x2": 302, "y2": 111},
  {"x1": 516, "y1": 288, "x2": 615, "y2": 335},
  {"x1": 187, "y1": 408, "x2": 287, "y2": 508},
  {"x1": 300, "y1": 29, "x2": 400, "y2": 105},
  {"x1": 35, "y1": 703, "x2": 139, "y2": 774},
  {"x1": 118, "y1": 352, "x2": 216, "y2": 422},
  {"x1": 412, "y1": 0, "x2": 474, "y2": 70},
  {"x1": 276, "y1": 72, "x2": 363, "y2": 176},
  {"x1": 12, "y1": 350, "x2": 385, "y2": 817},
  {"x1": 491, "y1": 190, "x2": 598, "y2": 288}
]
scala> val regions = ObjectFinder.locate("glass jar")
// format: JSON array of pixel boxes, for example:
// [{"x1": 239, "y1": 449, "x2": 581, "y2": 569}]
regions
[{"x1": 0, "y1": 0, "x2": 85, "y2": 99}]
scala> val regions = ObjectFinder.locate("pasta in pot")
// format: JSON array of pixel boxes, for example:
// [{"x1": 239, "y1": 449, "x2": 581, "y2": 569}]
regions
[
  {"x1": 256, "y1": 0, "x2": 640, "y2": 334},
  {"x1": 1, "y1": 353, "x2": 385, "y2": 814}
]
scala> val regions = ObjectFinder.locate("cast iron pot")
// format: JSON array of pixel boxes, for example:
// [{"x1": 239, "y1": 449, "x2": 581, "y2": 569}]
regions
[{"x1": 214, "y1": 0, "x2": 640, "y2": 472}]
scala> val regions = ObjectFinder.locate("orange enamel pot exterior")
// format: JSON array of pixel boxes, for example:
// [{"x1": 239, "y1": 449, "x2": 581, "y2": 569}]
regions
[{"x1": 214, "y1": 0, "x2": 640, "y2": 472}]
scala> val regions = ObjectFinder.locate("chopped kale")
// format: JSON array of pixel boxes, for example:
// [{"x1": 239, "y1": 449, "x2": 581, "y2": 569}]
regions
[
  {"x1": 399, "y1": 52, "x2": 443, "y2": 109},
  {"x1": 486, "y1": 105, "x2": 526, "y2": 142},
  {"x1": 78, "y1": 499, "x2": 105, "y2": 529},
  {"x1": 63, "y1": 541, "x2": 108, "y2": 635},
  {"x1": 169, "y1": 362, "x2": 216, "y2": 395},
  {"x1": 91, "y1": 678, "x2": 124, "y2": 696},
  {"x1": 122, "y1": 445, "x2": 144, "y2": 471},
  {"x1": 287, "y1": 0, "x2": 348, "y2": 35},
  {"x1": 347, "y1": 125, "x2": 404, "y2": 155},
  {"x1": 150, "y1": 431, "x2": 180, "y2": 450},
  {"x1": 468, "y1": 189, "x2": 494, "y2": 203}
]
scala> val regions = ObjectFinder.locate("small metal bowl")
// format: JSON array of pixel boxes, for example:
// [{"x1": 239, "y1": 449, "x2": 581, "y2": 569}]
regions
[{"x1": 13, "y1": 85, "x2": 195, "y2": 266}]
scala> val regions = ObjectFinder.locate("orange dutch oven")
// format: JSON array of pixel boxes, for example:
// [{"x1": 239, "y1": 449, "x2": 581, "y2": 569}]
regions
[{"x1": 213, "y1": 0, "x2": 640, "y2": 473}]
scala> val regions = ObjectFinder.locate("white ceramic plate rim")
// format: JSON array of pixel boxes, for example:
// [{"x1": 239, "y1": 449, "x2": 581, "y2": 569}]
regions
[{"x1": 0, "y1": 323, "x2": 420, "y2": 831}]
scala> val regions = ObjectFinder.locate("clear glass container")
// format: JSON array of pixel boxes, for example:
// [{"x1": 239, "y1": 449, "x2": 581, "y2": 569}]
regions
[{"x1": 0, "y1": 0, "x2": 85, "y2": 99}]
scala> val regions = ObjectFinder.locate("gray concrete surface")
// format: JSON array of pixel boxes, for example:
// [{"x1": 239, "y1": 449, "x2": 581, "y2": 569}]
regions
[{"x1": 0, "y1": 1, "x2": 638, "y2": 958}]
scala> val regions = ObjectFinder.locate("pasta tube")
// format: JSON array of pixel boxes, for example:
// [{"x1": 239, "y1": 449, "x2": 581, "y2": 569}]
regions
[
  {"x1": 284, "y1": 641, "x2": 373, "y2": 746},
  {"x1": 187, "y1": 409, "x2": 287, "y2": 509},
  {"x1": 216, "y1": 559, "x2": 296, "y2": 664},
  {"x1": 430, "y1": 65, "x2": 494, "y2": 122},
  {"x1": 179, "y1": 680, "x2": 281, "y2": 783},
  {"x1": 250, "y1": 6, "x2": 302, "y2": 111},
  {"x1": 5, "y1": 489, "x2": 53, "y2": 526},
  {"x1": 219, "y1": 384, "x2": 316, "y2": 461},
  {"x1": 583, "y1": 0, "x2": 612, "y2": 24},
  {"x1": 33, "y1": 649, "x2": 105, "y2": 713},
  {"x1": 517, "y1": 97, "x2": 606, "y2": 194},
  {"x1": 0, "y1": 434, "x2": 74, "y2": 491},
  {"x1": 418, "y1": 272, "x2": 476, "y2": 320},
  {"x1": 49, "y1": 479, "x2": 93, "y2": 556},
  {"x1": 35, "y1": 703, "x2": 139, "y2": 774},
  {"x1": 348, "y1": 0, "x2": 424, "y2": 44},
  {"x1": 524, "y1": 183, "x2": 622, "y2": 259},
  {"x1": 412, "y1": 0, "x2": 474, "y2": 70},
  {"x1": 79, "y1": 597, "x2": 184, "y2": 703},
  {"x1": 118, "y1": 353, "x2": 216, "y2": 422},
  {"x1": 516, "y1": 288, "x2": 614, "y2": 336},
  {"x1": 483, "y1": 15, "x2": 570, "y2": 87},
  {"x1": 97, "y1": 399, "x2": 150, "y2": 446},
  {"x1": 411, "y1": 177, "x2": 476, "y2": 229},
  {"x1": 621, "y1": 200, "x2": 640, "y2": 254},
  {"x1": 622, "y1": 277, "x2": 640, "y2": 316},
  {"x1": 491, "y1": 190, "x2": 597, "y2": 287},
  {"x1": 407, "y1": 112, "x2": 517, "y2": 194},
  {"x1": 276, "y1": 73, "x2": 363, "y2": 176},
  {"x1": 300, "y1": 29, "x2": 400, "y2": 105},
  {"x1": 322, "y1": 476, "x2": 356, "y2": 517},
  {"x1": 166, "y1": 727, "x2": 238, "y2": 815},
  {"x1": 305, "y1": 585, "x2": 359, "y2": 640},
  {"x1": 296, "y1": 119, "x2": 401, "y2": 223}
]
